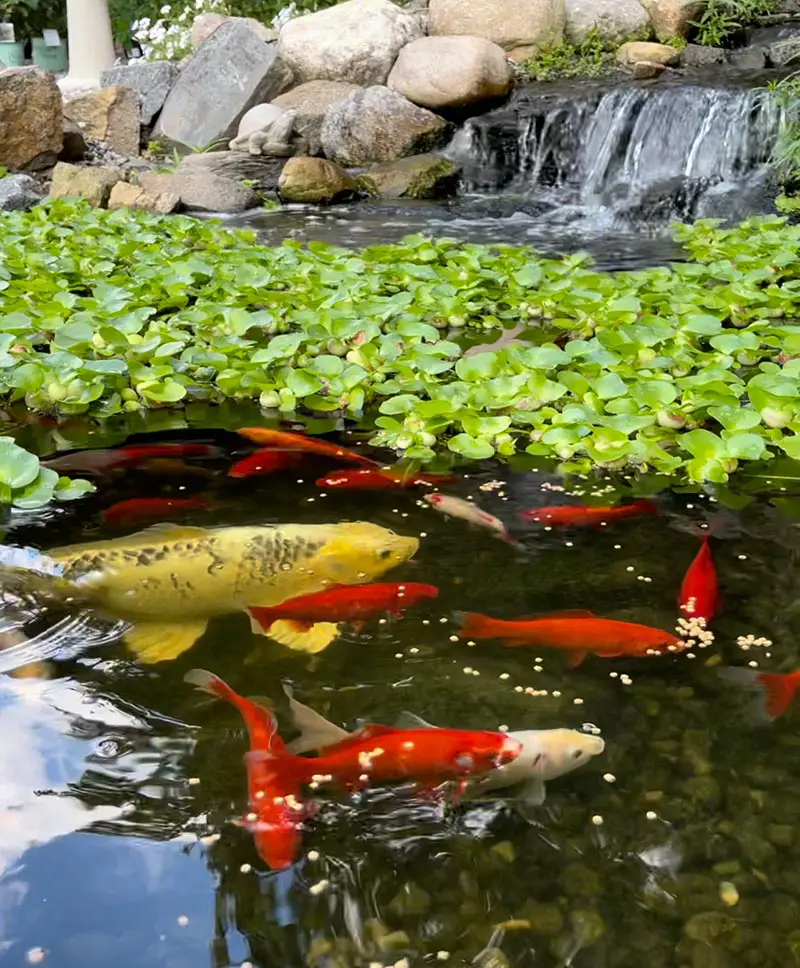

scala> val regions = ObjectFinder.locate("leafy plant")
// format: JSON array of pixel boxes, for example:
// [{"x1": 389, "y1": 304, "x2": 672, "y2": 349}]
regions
[
  {"x1": 690, "y1": 0, "x2": 778, "y2": 46},
  {"x1": 518, "y1": 29, "x2": 621, "y2": 82},
  {"x1": 0, "y1": 436, "x2": 93, "y2": 508},
  {"x1": 4, "y1": 201, "x2": 800, "y2": 485}
]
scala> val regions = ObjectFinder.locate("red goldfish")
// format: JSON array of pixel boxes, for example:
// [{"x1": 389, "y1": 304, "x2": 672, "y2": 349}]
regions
[
  {"x1": 317, "y1": 468, "x2": 457, "y2": 491},
  {"x1": 247, "y1": 582, "x2": 439, "y2": 639},
  {"x1": 184, "y1": 669, "x2": 304, "y2": 870},
  {"x1": 102, "y1": 495, "x2": 215, "y2": 526},
  {"x1": 717, "y1": 667, "x2": 800, "y2": 721},
  {"x1": 186, "y1": 669, "x2": 522, "y2": 867},
  {"x1": 520, "y1": 500, "x2": 659, "y2": 528},
  {"x1": 237, "y1": 428, "x2": 379, "y2": 467},
  {"x1": 455, "y1": 609, "x2": 684, "y2": 667},
  {"x1": 228, "y1": 449, "x2": 303, "y2": 478},
  {"x1": 43, "y1": 443, "x2": 221, "y2": 478},
  {"x1": 678, "y1": 536, "x2": 719, "y2": 624}
]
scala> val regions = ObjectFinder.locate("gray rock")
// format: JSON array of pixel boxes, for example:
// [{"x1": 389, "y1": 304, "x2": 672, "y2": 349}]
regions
[
  {"x1": 565, "y1": 0, "x2": 650, "y2": 43},
  {"x1": 154, "y1": 20, "x2": 293, "y2": 151},
  {"x1": 49, "y1": 163, "x2": 125, "y2": 206},
  {"x1": 177, "y1": 150, "x2": 286, "y2": 191},
  {"x1": 100, "y1": 61, "x2": 179, "y2": 125},
  {"x1": 321, "y1": 85, "x2": 451, "y2": 166},
  {"x1": 727, "y1": 45, "x2": 767, "y2": 69},
  {"x1": 0, "y1": 67, "x2": 63, "y2": 171},
  {"x1": 767, "y1": 35, "x2": 800, "y2": 65},
  {"x1": 680, "y1": 43, "x2": 726, "y2": 66},
  {"x1": 137, "y1": 168, "x2": 260, "y2": 213},
  {"x1": 357, "y1": 153, "x2": 460, "y2": 198},
  {"x1": 278, "y1": 156, "x2": 358, "y2": 202},
  {"x1": 190, "y1": 12, "x2": 276, "y2": 49},
  {"x1": 0, "y1": 173, "x2": 43, "y2": 211},
  {"x1": 273, "y1": 80, "x2": 361, "y2": 155},
  {"x1": 60, "y1": 118, "x2": 87, "y2": 162}
]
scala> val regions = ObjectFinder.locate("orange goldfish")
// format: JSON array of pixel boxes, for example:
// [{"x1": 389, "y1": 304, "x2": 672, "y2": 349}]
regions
[
  {"x1": 520, "y1": 500, "x2": 659, "y2": 528},
  {"x1": 237, "y1": 428, "x2": 379, "y2": 467},
  {"x1": 678, "y1": 536, "x2": 719, "y2": 624},
  {"x1": 717, "y1": 667, "x2": 800, "y2": 721},
  {"x1": 102, "y1": 495, "x2": 215, "y2": 526},
  {"x1": 455, "y1": 609, "x2": 684, "y2": 666},
  {"x1": 228, "y1": 449, "x2": 303, "y2": 478}
]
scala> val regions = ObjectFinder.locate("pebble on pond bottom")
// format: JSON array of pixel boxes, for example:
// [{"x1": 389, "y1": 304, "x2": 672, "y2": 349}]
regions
[{"x1": 26, "y1": 949, "x2": 46, "y2": 965}]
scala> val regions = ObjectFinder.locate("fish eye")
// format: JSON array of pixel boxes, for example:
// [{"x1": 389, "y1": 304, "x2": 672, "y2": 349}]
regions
[
  {"x1": 378, "y1": 549, "x2": 393, "y2": 560},
  {"x1": 572, "y1": 750, "x2": 584, "y2": 760}
]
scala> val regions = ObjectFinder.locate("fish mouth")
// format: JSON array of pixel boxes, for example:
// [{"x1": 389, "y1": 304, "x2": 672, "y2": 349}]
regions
[{"x1": 495, "y1": 737, "x2": 524, "y2": 767}]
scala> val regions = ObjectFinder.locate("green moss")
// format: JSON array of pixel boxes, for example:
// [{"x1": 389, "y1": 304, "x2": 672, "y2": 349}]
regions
[{"x1": 518, "y1": 29, "x2": 620, "y2": 81}]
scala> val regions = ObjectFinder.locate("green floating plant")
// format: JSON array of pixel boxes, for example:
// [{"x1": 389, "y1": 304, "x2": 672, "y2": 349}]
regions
[
  {"x1": 0, "y1": 436, "x2": 93, "y2": 509},
  {"x1": 3, "y1": 201, "x2": 800, "y2": 489}
]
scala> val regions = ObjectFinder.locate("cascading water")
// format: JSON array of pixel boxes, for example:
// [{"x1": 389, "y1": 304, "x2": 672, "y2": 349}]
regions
[{"x1": 448, "y1": 80, "x2": 782, "y2": 228}]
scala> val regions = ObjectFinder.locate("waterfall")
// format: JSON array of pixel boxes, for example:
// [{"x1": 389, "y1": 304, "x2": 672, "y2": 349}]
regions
[{"x1": 448, "y1": 81, "x2": 781, "y2": 223}]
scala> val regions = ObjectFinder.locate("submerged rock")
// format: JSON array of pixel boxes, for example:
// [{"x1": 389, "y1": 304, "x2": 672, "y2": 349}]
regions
[
  {"x1": 358, "y1": 153, "x2": 460, "y2": 198},
  {"x1": 566, "y1": 0, "x2": 650, "y2": 44},
  {"x1": 387, "y1": 36, "x2": 512, "y2": 111},
  {"x1": 277, "y1": 0, "x2": 421, "y2": 86},
  {"x1": 321, "y1": 86, "x2": 451, "y2": 165},
  {"x1": 0, "y1": 66, "x2": 63, "y2": 171},
  {"x1": 428, "y1": 0, "x2": 565, "y2": 60},
  {"x1": 388, "y1": 881, "x2": 432, "y2": 917},
  {"x1": 278, "y1": 156, "x2": 358, "y2": 202},
  {"x1": 0, "y1": 173, "x2": 43, "y2": 211}
]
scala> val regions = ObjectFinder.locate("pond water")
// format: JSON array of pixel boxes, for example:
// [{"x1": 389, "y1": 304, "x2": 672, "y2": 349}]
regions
[{"x1": 1, "y1": 406, "x2": 799, "y2": 968}]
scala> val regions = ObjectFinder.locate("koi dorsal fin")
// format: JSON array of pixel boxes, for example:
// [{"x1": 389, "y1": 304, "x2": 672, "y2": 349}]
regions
[{"x1": 519, "y1": 609, "x2": 596, "y2": 620}]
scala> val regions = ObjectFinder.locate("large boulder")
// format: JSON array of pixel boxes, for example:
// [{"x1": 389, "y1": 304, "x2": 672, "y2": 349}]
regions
[
  {"x1": 0, "y1": 173, "x2": 43, "y2": 211},
  {"x1": 358, "y1": 153, "x2": 460, "y2": 198},
  {"x1": 49, "y1": 163, "x2": 124, "y2": 206},
  {"x1": 108, "y1": 181, "x2": 181, "y2": 214},
  {"x1": 178, "y1": 150, "x2": 286, "y2": 192},
  {"x1": 155, "y1": 20, "x2": 293, "y2": 151},
  {"x1": 387, "y1": 36, "x2": 511, "y2": 111},
  {"x1": 637, "y1": 0, "x2": 702, "y2": 39},
  {"x1": 64, "y1": 86, "x2": 140, "y2": 157},
  {"x1": 136, "y1": 169, "x2": 260, "y2": 213},
  {"x1": 321, "y1": 85, "x2": 451, "y2": 165},
  {"x1": 565, "y1": 0, "x2": 651, "y2": 43},
  {"x1": 0, "y1": 67, "x2": 63, "y2": 171},
  {"x1": 100, "y1": 61, "x2": 179, "y2": 125},
  {"x1": 428, "y1": 0, "x2": 565, "y2": 60},
  {"x1": 272, "y1": 80, "x2": 361, "y2": 155},
  {"x1": 278, "y1": 156, "x2": 358, "y2": 202},
  {"x1": 277, "y1": 0, "x2": 422, "y2": 85},
  {"x1": 191, "y1": 12, "x2": 277, "y2": 48}
]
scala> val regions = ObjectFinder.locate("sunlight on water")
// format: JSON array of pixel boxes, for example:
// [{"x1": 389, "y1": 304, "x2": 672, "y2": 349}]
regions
[{"x1": 0, "y1": 410, "x2": 799, "y2": 968}]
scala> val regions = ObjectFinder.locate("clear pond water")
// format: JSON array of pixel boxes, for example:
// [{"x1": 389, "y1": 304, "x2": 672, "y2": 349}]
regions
[{"x1": 1, "y1": 406, "x2": 800, "y2": 968}]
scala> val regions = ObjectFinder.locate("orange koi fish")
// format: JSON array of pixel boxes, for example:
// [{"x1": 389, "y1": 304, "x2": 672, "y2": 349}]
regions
[
  {"x1": 717, "y1": 667, "x2": 800, "y2": 721},
  {"x1": 317, "y1": 468, "x2": 457, "y2": 491},
  {"x1": 186, "y1": 669, "x2": 522, "y2": 868},
  {"x1": 102, "y1": 495, "x2": 216, "y2": 526},
  {"x1": 228, "y1": 449, "x2": 303, "y2": 478},
  {"x1": 454, "y1": 610, "x2": 684, "y2": 667},
  {"x1": 237, "y1": 428, "x2": 379, "y2": 467},
  {"x1": 678, "y1": 536, "x2": 719, "y2": 624},
  {"x1": 43, "y1": 443, "x2": 221, "y2": 477},
  {"x1": 520, "y1": 500, "x2": 659, "y2": 528}
]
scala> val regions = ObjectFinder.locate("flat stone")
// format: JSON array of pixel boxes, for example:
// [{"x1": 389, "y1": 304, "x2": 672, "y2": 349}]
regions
[
  {"x1": 49, "y1": 163, "x2": 124, "y2": 206},
  {"x1": 273, "y1": 80, "x2": 361, "y2": 155},
  {"x1": 191, "y1": 12, "x2": 276, "y2": 49},
  {"x1": 177, "y1": 150, "x2": 286, "y2": 191},
  {"x1": 100, "y1": 61, "x2": 178, "y2": 125},
  {"x1": 108, "y1": 180, "x2": 180, "y2": 213},
  {"x1": 387, "y1": 36, "x2": 511, "y2": 111},
  {"x1": 767, "y1": 35, "x2": 800, "y2": 65},
  {"x1": 728, "y1": 45, "x2": 767, "y2": 69},
  {"x1": 428, "y1": 0, "x2": 565, "y2": 61},
  {"x1": 0, "y1": 67, "x2": 63, "y2": 171},
  {"x1": 137, "y1": 168, "x2": 260, "y2": 213},
  {"x1": 631, "y1": 60, "x2": 667, "y2": 77},
  {"x1": 680, "y1": 43, "x2": 726, "y2": 66},
  {"x1": 637, "y1": 0, "x2": 703, "y2": 39},
  {"x1": 277, "y1": 0, "x2": 422, "y2": 85},
  {"x1": 357, "y1": 153, "x2": 460, "y2": 198},
  {"x1": 565, "y1": 0, "x2": 651, "y2": 44},
  {"x1": 616, "y1": 40, "x2": 680, "y2": 66},
  {"x1": 0, "y1": 173, "x2": 43, "y2": 211},
  {"x1": 64, "y1": 86, "x2": 140, "y2": 157},
  {"x1": 278, "y1": 156, "x2": 358, "y2": 202},
  {"x1": 321, "y1": 85, "x2": 451, "y2": 166},
  {"x1": 60, "y1": 117, "x2": 87, "y2": 162},
  {"x1": 155, "y1": 20, "x2": 293, "y2": 152}
]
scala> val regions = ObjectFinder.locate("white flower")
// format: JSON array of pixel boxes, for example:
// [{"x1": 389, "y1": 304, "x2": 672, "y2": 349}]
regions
[{"x1": 160, "y1": 3, "x2": 171, "y2": 12}]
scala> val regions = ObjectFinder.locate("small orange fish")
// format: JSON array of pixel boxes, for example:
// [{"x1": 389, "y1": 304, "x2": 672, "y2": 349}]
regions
[
  {"x1": 717, "y1": 667, "x2": 800, "y2": 720},
  {"x1": 237, "y1": 428, "x2": 379, "y2": 467},
  {"x1": 317, "y1": 468, "x2": 457, "y2": 491},
  {"x1": 228, "y1": 449, "x2": 303, "y2": 478},
  {"x1": 454, "y1": 609, "x2": 684, "y2": 667},
  {"x1": 103, "y1": 495, "x2": 215, "y2": 526},
  {"x1": 678, "y1": 536, "x2": 719, "y2": 624},
  {"x1": 520, "y1": 500, "x2": 659, "y2": 528}
]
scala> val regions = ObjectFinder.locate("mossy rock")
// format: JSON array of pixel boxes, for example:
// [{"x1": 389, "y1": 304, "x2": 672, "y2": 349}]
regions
[
  {"x1": 356, "y1": 154, "x2": 460, "y2": 200},
  {"x1": 517, "y1": 901, "x2": 564, "y2": 936}
]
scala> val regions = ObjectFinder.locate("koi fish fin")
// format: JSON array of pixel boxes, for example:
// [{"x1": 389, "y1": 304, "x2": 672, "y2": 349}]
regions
[
  {"x1": 518, "y1": 776, "x2": 547, "y2": 806},
  {"x1": 125, "y1": 620, "x2": 208, "y2": 663},
  {"x1": 537, "y1": 609, "x2": 596, "y2": 619},
  {"x1": 266, "y1": 619, "x2": 341, "y2": 655},
  {"x1": 394, "y1": 710, "x2": 437, "y2": 730},
  {"x1": 246, "y1": 608, "x2": 305, "y2": 636},
  {"x1": 184, "y1": 667, "x2": 226, "y2": 696},
  {"x1": 567, "y1": 650, "x2": 588, "y2": 668},
  {"x1": 282, "y1": 682, "x2": 351, "y2": 754},
  {"x1": 51, "y1": 524, "x2": 209, "y2": 559},
  {"x1": 718, "y1": 667, "x2": 799, "y2": 721}
]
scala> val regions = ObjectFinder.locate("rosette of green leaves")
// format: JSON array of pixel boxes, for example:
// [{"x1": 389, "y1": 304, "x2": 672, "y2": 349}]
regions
[{"x1": 0, "y1": 437, "x2": 93, "y2": 508}]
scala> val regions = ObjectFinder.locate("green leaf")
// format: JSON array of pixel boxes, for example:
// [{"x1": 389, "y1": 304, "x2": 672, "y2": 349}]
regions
[
  {"x1": 681, "y1": 314, "x2": 723, "y2": 336},
  {"x1": 285, "y1": 369, "x2": 323, "y2": 397},
  {"x1": 447, "y1": 434, "x2": 494, "y2": 459},
  {"x1": 681, "y1": 429, "x2": 727, "y2": 459},
  {"x1": 595, "y1": 373, "x2": 628, "y2": 399},
  {"x1": 455, "y1": 353, "x2": 499, "y2": 381},
  {"x1": 723, "y1": 432, "x2": 766, "y2": 461},
  {"x1": 779, "y1": 434, "x2": 800, "y2": 459},
  {"x1": 0, "y1": 437, "x2": 40, "y2": 489}
]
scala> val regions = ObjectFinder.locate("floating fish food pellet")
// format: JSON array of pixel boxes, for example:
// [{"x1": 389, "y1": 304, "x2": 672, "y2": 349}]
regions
[
  {"x1": 307, "y1": 850, "x2": 320, "y2": 861},
  {"x1": 437, "y1": 953, "x2": 451, "y2": 962},
  {"x1": 187, "y1": 777, "x2": 200, "y2": 786},
  {"x1": 646, "y1": 811, "x2": 657, "y2": 820},
  {"x1": 591, "y1": 815, "x2": 604, "y2": 826},
  {"x1": 26, "y1": 949, "x2": 46, "y2": 965},
  {"x1": 240, "y1": 863, "x2": 252, "y2": 874},
  {"x1": 603, "y1": 774, "x2": 616, "y2": 783},
  {"x1": 719, "y1": 882, "x2": 740, "y2": 906},
  {"x1": 177, "y1": 916, "x2": 189, "y2": 927},
  {"x1": 309, "y1": 879, "x2": 330, "y2": 896}
]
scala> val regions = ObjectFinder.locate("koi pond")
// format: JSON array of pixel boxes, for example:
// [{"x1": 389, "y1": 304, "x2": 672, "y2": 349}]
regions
[{"x1": 0, "y1": 402, "x2": 798, "y2": 968}]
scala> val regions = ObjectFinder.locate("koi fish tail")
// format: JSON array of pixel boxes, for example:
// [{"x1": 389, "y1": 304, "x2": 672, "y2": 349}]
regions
[
  {"x1": 248, "y1": 611, "x2": 341, "y2": 654},
  {"x1": 184, "y1": 667, "x2": 241, "y2": 704},
  {"x1": 282, "y1": 682, "x2": 350, "y2": 754},
  {"x1": 452, "y1": 610, "x2": 499, "y2": 639},
  {"x1": 717, "y1": 667, "x2": 799, "y2": 721}
]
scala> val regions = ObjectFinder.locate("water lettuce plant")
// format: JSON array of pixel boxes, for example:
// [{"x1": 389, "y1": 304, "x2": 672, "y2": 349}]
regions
[
  {"x1": 3, "y1": 201, "x2": 800, "y2": 489},
  {"x1": 0, "y1": 436, "x2": 93, "y2": 509}
]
